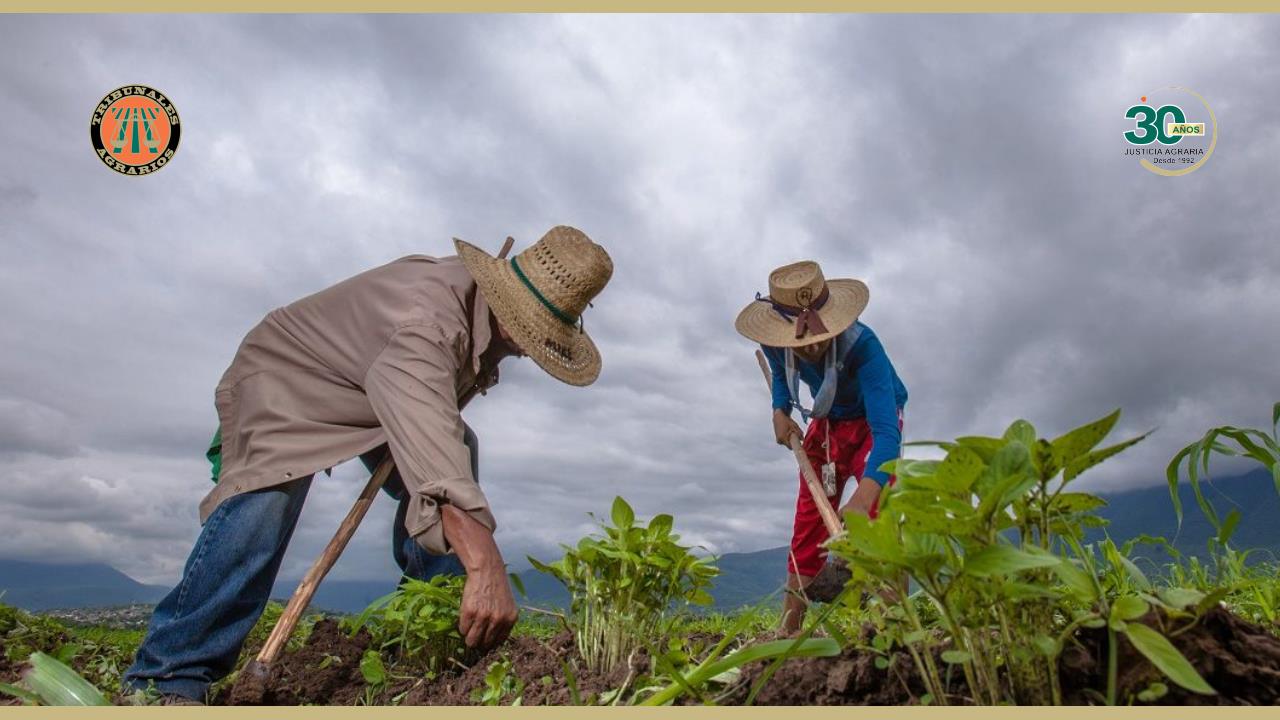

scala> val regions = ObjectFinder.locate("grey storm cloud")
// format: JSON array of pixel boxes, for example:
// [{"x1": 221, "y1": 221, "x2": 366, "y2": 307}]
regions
[{"x1": 1, "y1": 14, "x2": 1276, "y2": 586}]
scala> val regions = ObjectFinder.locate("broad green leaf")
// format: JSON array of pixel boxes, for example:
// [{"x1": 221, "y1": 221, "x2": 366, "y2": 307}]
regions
[
  {"x1": 360, "y1": 649, "x2": 387, "y2": 686},
  {"x1": 1156, "y1": 587, "x2": 1205, "y2": 610},
  {"x1": 1196, "y1": 587, "x2": 1231, "y2": 615},
  {"x1": 955, "y1": 435, "x2": 1004, "y2": 463},
  {"x1": 1033, "y1": 634, "x2": 1060, "y2": 658},
  {"x1": 21, "y1": 653, "x2": 109, "y2": 706},
  {"x1": 611, "y1": 496, "x2": 635, "y2": 528},
  {"x1": 903, "y1": 630, "x2": 928, "y2": 645},
  {"x1": 941, "y1": 650, "x2": 971, "y2": 665},
  {"x1": 963, "y1": 544, "x2": 1060, "y2": 577},
  {"x1": 1137, "y1": 681, "x2": 1169, "y2": 703},
  {"x1": 1052, "y1": 492, "x2": 1108, "y2": 514},
  {"x1": 1003, "y1": 419, "x2": 1037, "y2": 449},
  {"x1": 1064, "y1": 431, "x2": 1151, "y2": 482},
  {"x1": 935, "y1": 446, "x2": 984, "y2": 493},
  {"x1": 1051, "y1": 409, "x2": 1120, "y2": 466},
  {"x1": 649, "y1": 513, "x2": 673, "y2": 536},
  {"x1": 1003, "y1": 581, "x2": 1058, "y2": 600},
  {"x1": 1111, "y1": 595, "x2": 1149, "y2": 622},
  {"x1": 990, "y1": 440, "x2": 1033, "y2": 483},
  {"x1": 689, "y1": 589, "x2": 714, "y2": 606},
  {"x1": 1122, "y1": 623, "x2": 1215, "y2": 695}
]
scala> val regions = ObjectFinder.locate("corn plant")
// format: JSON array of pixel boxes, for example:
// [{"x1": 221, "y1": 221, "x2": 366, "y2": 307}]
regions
[
  {"x1": 344, "y1": 575, "x2": 467, "y2": 672},
  {"x1": 1166, "y1": 401, "x2": 1280, "y2": 532},
  {"x1": 528, "y1": 496, "x2": 719, "y2": 674},
  {"x1": 827, "y1": 409, "x2": 1213, "y2": 705},
  {"x1": 0, "y1": 652, "x2": 109, "y2": 706}
]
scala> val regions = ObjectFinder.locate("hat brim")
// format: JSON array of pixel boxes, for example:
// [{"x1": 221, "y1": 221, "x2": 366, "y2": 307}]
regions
[
  {"x1": 455, "y1": 237, "x2": 602, "y2": 386},
  {"x1": 734, "y1": 279, "x2": 869, "y2": 348}
]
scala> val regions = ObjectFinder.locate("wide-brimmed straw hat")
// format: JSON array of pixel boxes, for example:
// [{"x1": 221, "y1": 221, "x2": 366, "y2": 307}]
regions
[
  {"x1": 735, "y1": 261, "x2": 869, "y2": 348},
  {"x1": 455, "y1": 226, "x2": 612, "y2": 386}
]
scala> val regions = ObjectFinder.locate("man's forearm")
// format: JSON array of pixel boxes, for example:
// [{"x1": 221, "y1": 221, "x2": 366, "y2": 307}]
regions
[{"x1": 440, "y1": 504, "x2": 505, "y2": 572}]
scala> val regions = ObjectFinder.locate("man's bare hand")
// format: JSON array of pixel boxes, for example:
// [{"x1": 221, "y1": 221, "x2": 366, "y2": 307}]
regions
[
  {"x1": 840, "y1": 477, "x2": 882, "y2": 518},
  {"x1": 459, "y1": 566, "x2": 519, "y2": 649},
  {"x1": 440, "y1": 504, "x2": 519, "y2": 650},
  {"x1": 772, "y1": 409, "x2": 803, "y2": 446}
]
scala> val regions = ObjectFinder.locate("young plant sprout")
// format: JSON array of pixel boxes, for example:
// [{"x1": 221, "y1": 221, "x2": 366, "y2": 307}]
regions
[{"x1": 529, "y1": 496, "x2": 719, "y2": 675}]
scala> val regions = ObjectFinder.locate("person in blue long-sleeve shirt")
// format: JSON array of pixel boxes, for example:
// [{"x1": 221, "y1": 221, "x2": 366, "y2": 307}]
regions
[{"x1": 735, "y1": 260, "x2": 907, "y2": 633}]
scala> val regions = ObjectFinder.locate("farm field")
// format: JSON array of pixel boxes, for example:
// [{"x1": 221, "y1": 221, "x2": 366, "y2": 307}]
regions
[{"x1": 4, "y1": 407, "x2": 1280, "y2": 706}]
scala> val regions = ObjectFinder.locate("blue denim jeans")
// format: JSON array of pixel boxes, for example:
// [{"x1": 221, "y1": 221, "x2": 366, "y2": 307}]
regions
[{"x1": 123, "y1": 428, "x2": 476, "y2": 700}]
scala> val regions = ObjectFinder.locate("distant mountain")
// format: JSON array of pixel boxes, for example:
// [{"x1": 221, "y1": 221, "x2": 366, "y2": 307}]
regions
[
  {"x1": 1091, "y1": 467, "x2": 1280, "y2": 563},
  {"x1": 0, "y1": 559, "x2": 169, "y2": 611},
  {"x1": 3, "y1": 469, "x2": 1276, "y2": 614}
]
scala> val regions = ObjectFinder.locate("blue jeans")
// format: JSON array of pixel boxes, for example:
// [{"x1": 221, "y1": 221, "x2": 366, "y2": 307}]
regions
[{"x1": 123, "y1": 428, "x2": 476, "y2": 700}]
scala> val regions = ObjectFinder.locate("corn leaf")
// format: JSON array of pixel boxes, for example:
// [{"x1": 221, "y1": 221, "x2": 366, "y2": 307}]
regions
[{"x1": 22, "y1": 652, "x2": 109, "y2": 706}]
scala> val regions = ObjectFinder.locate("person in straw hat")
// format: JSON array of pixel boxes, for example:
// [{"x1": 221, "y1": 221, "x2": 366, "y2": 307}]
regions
[
  {"x1": 735, "y1": 260, "x2": 907, "y2": 634},
  {"x1": 124, "y1": 226, "x2": 612, "y2": 704}
]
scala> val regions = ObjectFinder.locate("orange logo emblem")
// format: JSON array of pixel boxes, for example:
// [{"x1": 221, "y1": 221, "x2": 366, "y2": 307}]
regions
[{"x1": 90, "y1": 85, "x2": 181, "y2": 175}]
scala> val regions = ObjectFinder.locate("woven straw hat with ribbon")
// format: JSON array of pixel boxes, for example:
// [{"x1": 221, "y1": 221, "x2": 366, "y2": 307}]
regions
[
  {"x1": 455, "y1": 225, "x2": 612, "y2": 386},
  {"x1": 734, "y1": 260, "x2": 869, "y2": 348}
]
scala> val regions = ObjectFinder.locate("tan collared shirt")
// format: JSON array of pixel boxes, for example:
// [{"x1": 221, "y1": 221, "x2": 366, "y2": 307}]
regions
[{"x1": 199, "y1": 255, "x2": 498, "y2": 555}]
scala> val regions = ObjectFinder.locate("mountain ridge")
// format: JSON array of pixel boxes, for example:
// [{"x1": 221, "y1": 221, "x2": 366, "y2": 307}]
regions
[{"x1": 3, "y1": 469, "x2": 1274, "y2": 613}]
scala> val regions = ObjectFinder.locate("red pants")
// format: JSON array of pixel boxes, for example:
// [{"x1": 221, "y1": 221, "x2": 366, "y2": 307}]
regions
[{"x1": 788, "y1": 416, "x2": 899, "y2": 578}]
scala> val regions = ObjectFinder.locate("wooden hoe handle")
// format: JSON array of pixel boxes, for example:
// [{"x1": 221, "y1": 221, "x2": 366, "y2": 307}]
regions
[
  {"x1": 755, "y1": 349, "x2": 844, "y2": 538},
  {"x1": 255, "y1": 454, "x2": 397, "y2": 665}
]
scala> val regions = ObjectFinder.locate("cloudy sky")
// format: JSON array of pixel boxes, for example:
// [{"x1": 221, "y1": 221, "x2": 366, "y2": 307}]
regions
[{"x1": 1, "y1": 14, "x2": 1276, "y2": 588}]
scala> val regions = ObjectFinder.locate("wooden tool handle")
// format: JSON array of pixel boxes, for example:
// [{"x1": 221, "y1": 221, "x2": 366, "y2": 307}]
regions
[
  {"x1": 755, "y1": 349, "x2": 844, "y2": 537},
  {"x1": 256, "y1": 454, "x2": 397, "y2": 664}
]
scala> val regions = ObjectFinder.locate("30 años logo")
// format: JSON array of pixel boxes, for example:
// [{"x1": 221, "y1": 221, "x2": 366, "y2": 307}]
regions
[
  {"x1": 90, "y1": 85, "x2": 181, "y2": 176},
  {"x1": 1123, "y1": 86, "x2": 1216, "y2": 176}
]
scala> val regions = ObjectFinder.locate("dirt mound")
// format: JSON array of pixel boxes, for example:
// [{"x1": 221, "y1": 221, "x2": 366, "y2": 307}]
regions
[
  {"x1": 215, "y1": 606, "x2": 1280, "y2": 705},
  {"x1": 727, "y1": 643, "x2": 922, "y2": 705},
  {"x1": 226, "y1": 618, "x2": 371, "y2": 705},
  {"x1": 731, "y1": 607, "x2": 1280, "y2": 705},
  {"x1": 1061, "y1": 606, "x2": 1280, "y2": 705},
  {"x1": 402, "y1": 631, "x2": 644, "y2": 706}
]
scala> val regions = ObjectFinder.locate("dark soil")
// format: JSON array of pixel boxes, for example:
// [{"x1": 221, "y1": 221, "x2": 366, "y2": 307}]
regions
[
  {"x1": 727, "y1": 640, "x2": 924, "y2": 705},
  {"x1": 730, "y1": 606, "x2": 1280, "y2": 705},
  {"x1": 401, "y1": 631, "x2": 644, "y2": 706},
  {"x1": 1060, "y1": 606, "x2": 1280, "y2": 705},
  {"x1": 215, "y1": 606, "x2": 1280, "y2": 705},
  {"x1": 225, "y1": 618, "x2": 371, "y2": 705}
]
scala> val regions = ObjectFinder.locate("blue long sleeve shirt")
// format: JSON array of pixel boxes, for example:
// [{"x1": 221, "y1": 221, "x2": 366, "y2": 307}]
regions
[{"x1": 762, "y1": 322, "x2": 908, "y2": 486}]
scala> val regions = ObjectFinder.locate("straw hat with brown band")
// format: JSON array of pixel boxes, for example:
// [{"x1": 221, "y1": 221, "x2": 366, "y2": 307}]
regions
[
  {"x1": 455, "y1": 225, "x2": 613, "y2": 387},
  {"x1": 735, "y1": 260, "x2": 869, "y2": 347}
]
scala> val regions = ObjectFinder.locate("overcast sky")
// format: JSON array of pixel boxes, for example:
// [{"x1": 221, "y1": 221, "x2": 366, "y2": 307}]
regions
[{"x1": 1, "y1": 14, "x2": 1276, "y2": 587}]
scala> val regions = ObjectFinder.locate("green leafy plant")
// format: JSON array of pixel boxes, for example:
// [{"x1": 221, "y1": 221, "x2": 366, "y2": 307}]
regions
[
  {"x1": 344, "y1": 575, "x2": 468, "y2": 672},
  {"x1": 827, "y1": 409, "x2": 1213, "y2": 705},
  {"x1": 471, "y1": 656, "x2": 525, "y2": 705},
  {"x1": 0, "y1": 652, "x2": 109, "y2": 706},
  {"x1": 1167, "y1": 401, "x2": 1280, "y2": 531},
  {"x1": 529, "y1": 496, "x2": 719, "y2": 674}
]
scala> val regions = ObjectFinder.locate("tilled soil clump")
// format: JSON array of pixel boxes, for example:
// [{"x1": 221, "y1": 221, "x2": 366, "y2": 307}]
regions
[
  {"x1": 215, "y1": 606, "x2": 1280, "y2": 705},
  {"x1": 402, "y1": 631, "x2": 645, "y2": 706},
  {"x1": 226, "y1": 618, "x2": 371, "y2": 705},
  {"x1": 732, "y1": 607, "x2": 1280, "y2": 705},
  {"x1": 727, "y1": 643, "x2": 925, "y2": 705},
  {"x1": 1061, "y1": 606, "x2": 1280, "y2": 705}
]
